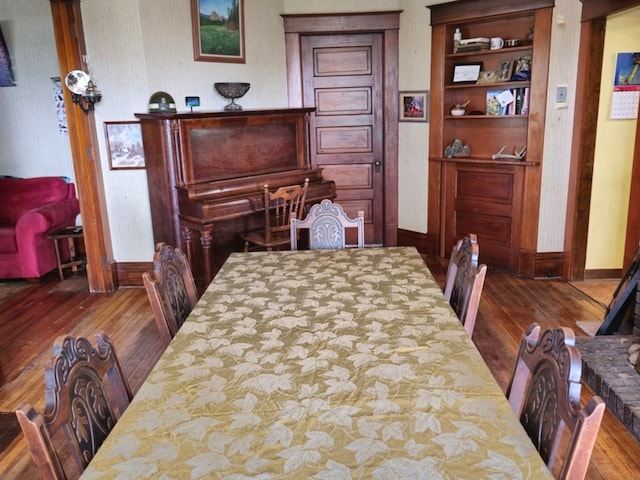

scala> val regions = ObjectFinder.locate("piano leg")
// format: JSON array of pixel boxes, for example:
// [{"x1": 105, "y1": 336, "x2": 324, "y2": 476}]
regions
[
  {"x1": 182, "y1": 227, "x2": 193, "y2": 262},
  {"x1": 201, "y1": 228, "x2": 213, "y2": 284}
]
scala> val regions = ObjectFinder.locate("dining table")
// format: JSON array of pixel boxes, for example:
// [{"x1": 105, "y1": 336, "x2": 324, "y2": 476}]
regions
[{"x1": 81, "y1": 246, "x2": 552, "y2": 479}]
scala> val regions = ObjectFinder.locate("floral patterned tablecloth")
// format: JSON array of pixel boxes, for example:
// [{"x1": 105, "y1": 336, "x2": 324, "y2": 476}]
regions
[{"x1": 82, "y1": 247, "x2": 551, "y2": 479}]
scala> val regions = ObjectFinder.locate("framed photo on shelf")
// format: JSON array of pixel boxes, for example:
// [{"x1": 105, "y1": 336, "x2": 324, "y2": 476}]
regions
[
  {"x1": 104, "y1": 121, "x2": 145, "y2": 170},
  {"x1": 477, "y1": 70, "x2": 498, "y2": 84},
  {"x1": 452, "y1": 62, "x2": 483, "y2": 84},
  {"x1": 191, "y1": 0, "x2": 245, "y2": 63},
  {"x1": 497, "y1": 60, "x2": 514, "y2": 82},
  {"x1": 399, "y1": 91, "x2": 429, "y2": 122}
]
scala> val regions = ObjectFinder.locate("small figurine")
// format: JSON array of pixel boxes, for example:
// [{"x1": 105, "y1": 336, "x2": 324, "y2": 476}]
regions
[
  {"x1": 492, "y1": 145, "x2": 527, "y2": 160},
  {"x1": 444, "y1": 139, "x2": 471, "y2": 158},
  {"x1": 526, "y1": 26, "x2": 534, "y2": 43}
]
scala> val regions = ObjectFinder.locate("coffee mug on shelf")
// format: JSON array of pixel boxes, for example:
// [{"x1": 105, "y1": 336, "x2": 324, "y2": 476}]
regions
[
  {"x1": 505, "y1": 38, "x2": 520, "y2": 47},
  {"x1": 490, "y1": 37, "x2": 504, "y2": 50}
]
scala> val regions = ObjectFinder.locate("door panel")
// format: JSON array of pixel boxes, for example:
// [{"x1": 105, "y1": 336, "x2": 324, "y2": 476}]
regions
[
  {"x1": 316, "y1": 126, "x2": 372, "y2": 153},
  {"x1": 301, "y1": 34, "x2": 384, "y2": 245}
]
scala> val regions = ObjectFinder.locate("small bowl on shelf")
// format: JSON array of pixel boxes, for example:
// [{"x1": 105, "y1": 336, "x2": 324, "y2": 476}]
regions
[{"x1": 450, "y1": 108, "x2": 466, "y2": 116}]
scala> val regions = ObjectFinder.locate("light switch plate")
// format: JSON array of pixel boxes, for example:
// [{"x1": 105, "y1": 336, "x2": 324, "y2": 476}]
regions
[{"x1": 555, "y1": 84, "x2": 568, "y2": 109}]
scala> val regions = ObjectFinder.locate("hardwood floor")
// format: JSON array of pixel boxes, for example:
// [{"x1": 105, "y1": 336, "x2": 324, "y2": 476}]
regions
[
  {"x1": 1, "y1": 259, "x2": 639, "y2": 479},
  {"x1": 0, "y1": 273, "x2": 165, "y2": 479}
]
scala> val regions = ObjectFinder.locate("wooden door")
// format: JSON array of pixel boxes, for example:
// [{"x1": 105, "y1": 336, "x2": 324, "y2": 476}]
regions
[{"x1": 300, "y1": 33, "x2": 385, "y2": 246}]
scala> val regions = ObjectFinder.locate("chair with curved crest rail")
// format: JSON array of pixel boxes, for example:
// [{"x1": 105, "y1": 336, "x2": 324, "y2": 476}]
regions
[
  {"x1": 16, "y1": 332, "x2": 132, "y2": 480},
  {"x1": 506, "y1": 323, "x2": 605, "y2": 480},
  {"x1": 290, "y1": 198, "x2": 364, "y2": 250},
  {"x1": 143, "y1": 242, "x2": 199, "y2": 346},
  {"x1": 443, "y1": 233, "x2": 487, "y2": 337},
  {"x1": 242, "y1": 178, "x2": 309, "y2": 252}
]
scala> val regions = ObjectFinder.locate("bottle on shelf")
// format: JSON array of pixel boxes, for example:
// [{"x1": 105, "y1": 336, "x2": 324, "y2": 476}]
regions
[{"x1": 453, "y1": 28, "x2": 462, "y2": 53}]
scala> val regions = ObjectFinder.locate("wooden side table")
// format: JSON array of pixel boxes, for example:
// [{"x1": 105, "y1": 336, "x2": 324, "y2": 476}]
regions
[{"x1": 48, "y1": 226, "x2": 84, "y2": 281}]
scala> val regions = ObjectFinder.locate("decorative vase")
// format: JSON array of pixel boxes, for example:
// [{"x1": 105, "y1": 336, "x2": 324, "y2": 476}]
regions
[
  {"x1": 450, "y1": 108, "x2": 466, "y2": 116},
  {"x1": 214, "y1": 82, "x2": 250, "y2": 111}
]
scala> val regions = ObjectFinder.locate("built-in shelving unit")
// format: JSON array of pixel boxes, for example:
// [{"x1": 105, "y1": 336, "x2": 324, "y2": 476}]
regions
[{"x1": 427, "y1": 0, "x2": 553, "y2": 275}]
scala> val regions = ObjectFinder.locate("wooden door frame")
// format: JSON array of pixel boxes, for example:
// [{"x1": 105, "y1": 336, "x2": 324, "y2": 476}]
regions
[
  {"x1": 564, "y1": 0, "x2": 640, "y2": 280},
  {"x1": 49, "y1": 0, "x2": 116, "y2": 292},
  {"x1": 281, "y1": 11, "x2": 400, "y2": 246}
]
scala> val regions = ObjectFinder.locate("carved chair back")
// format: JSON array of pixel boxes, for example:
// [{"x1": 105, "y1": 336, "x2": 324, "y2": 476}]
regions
[
  {"x1": 506, "y1": 323, "x2": 606, "y2": 480},
  {"x1": 143, "y1": 242, "x2": 199, "y2": 346},
  {"x1": 242, "y1": 178, "x2": 309, "y2": 251},
  {"x1": 290, "y1": 199, "x2": 364, "y2": 250},
  {"x1": 443, "y1": 233, "x2": 487, "y2": 337},
  {"x1": 16, "y1": 332, "x2": 132, "y2": 480}
]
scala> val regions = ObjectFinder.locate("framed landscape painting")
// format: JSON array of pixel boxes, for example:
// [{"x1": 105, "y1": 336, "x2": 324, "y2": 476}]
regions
[
  {"x1": 191, "y1": 0, "x2": 245, "y2": 63},
  {"x1": 104, "y1": 121, "x2": 145, "y2": 170}
]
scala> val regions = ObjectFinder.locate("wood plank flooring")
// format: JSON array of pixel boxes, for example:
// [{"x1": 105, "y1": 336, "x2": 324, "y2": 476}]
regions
[{"x1": 0, "y1": 259, "x2": 639, "y2": 479}]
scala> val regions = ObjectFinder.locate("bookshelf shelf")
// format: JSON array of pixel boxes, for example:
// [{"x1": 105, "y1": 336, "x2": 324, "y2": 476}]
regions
[
  {"x1": 427, "y1": 0, "x2": 553, "y2": 275},
  {"x1": 446, "y1": 44, "x2": 532, "y2": 59},
  {"x1": 445, "y1": 81, "x2": 529, "y2": 90},
  {"x1": 445, "y1": 115, "x2": 528, "y2": 119}
]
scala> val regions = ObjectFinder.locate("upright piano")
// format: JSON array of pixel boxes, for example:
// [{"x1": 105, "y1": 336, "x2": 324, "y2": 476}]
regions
[{"x1": 135, "y1": 108, "x2": 336, "y2": 287}]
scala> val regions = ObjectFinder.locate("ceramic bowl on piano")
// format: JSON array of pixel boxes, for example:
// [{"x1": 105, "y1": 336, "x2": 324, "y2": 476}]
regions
[{"x1": 214, "y1": 82, "x2": 250, "y2": 111}]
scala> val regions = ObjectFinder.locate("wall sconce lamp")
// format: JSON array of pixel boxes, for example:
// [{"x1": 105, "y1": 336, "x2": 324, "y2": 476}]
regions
[{"x1": 64, "y1": 70, "x2": 102, "y2": 114}]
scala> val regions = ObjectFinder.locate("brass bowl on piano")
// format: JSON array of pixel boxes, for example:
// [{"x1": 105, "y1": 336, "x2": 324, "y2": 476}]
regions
[{"x1": 214, "y1": 82, "x2": 250, "y2": 111}]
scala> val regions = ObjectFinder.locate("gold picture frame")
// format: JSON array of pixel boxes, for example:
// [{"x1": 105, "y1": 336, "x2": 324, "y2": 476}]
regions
[{"x1": 191, "y1": 0, "x2": 245, "y2": 63}]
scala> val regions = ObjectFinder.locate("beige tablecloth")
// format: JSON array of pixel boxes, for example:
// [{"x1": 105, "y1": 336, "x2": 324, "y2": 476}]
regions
[{"x1": 82, "y1": 247, "x2": 551, "y2": 479}]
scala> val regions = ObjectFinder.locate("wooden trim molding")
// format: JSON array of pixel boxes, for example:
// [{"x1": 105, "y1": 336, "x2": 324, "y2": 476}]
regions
[
  {"x1": 429, "y1": 0, "x2": 554, "y2": 25},
  {"x1": 563, "y1": 18, "x2": 606, "y2": 281},
  {"x1": 533, "y1": 251, "x2": 564, "y2": 278},
  {"x1": 625, "y1": 114, "x2": 640, "y2": 268},
  {"x1": 584, "y1": 268, "x2": 623, "y2": 280},
  {"x1": 580, "y1": 0, "x2": 640, "y2": 22},
  {"x1": 116, "y1": 262, "x2": 150, "y2": 287},
  {"x1": 397, "y1": 229, "x2": 428, "y2": 256},
  {"x1": 49, "y1": 0, "x2": 116, "y2": 292}
]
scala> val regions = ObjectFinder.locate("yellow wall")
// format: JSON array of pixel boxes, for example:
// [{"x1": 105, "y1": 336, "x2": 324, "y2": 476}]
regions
[{"x1": 586, "y1": 7, "x2": 640, "y2": 271}]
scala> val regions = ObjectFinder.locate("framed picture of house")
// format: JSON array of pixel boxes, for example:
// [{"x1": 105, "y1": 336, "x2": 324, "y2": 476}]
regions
[
  {"x1": 191, "y1": 0, "x2": 245, "y2": 63},
  {"x1": 104, "y1": 121, "x2": 145, "y2": 170},
  {"x1": 399, "y1": 91, "x2": 429, "y2": 122}
]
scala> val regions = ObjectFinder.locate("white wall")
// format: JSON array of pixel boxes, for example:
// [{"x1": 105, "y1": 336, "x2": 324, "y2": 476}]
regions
[
  {"x1": 80, "y1": 0, "x2": 292, "y2": 262},
  {"x1": 537, "y1": 0, "x2": 581, "y2": 252},
  {"x1": 0, "y1": 1, "x2": 75, "y2": 182}
]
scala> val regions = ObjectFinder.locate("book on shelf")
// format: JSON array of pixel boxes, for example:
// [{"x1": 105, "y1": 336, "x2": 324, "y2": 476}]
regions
[{"x1": 486, "y1": 87, "x2": 529, "y2": 116}]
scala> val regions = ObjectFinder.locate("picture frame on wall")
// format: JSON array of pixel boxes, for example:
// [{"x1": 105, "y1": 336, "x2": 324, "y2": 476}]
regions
[
  {"x1": 104, "y1": 121, "x2": 145, "y2": 170},
  {"x1": 399, "y1": 91, "x2": 429, "y2": 122},
  {"x1": 191, "y1": 0, "x2": 245, "y2": 63}
]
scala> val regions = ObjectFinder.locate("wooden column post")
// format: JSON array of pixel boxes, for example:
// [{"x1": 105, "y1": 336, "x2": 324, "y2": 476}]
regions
[{"x1": 49, "y1": 0, "x2": 116, "y2": 292}]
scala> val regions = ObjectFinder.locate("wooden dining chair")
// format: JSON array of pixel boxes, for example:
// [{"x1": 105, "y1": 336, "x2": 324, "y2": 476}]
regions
[
  {"x1": 506, "y1": 323, "x2": 606, "y2": 480},
  {"x1": 443, "y1": 233, "x2": 487, "y2": 337},
  {"x1": 242, "y1": 178, "x2": 309, "y2": 252},
  {"x1": 143, "y1": 242, "x2": 199, "y2": 346},
  {"x1": 16, "y1": 332, "x2": 132, "y2": 480},
  {"x1": 290, "y1": 198, "x2": 364, "y2": 250}
]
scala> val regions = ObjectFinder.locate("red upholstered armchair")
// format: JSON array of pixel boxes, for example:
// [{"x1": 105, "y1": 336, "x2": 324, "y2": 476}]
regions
[{"x1": 0, "y1": 176, "x2": 80, "y2": 280}]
